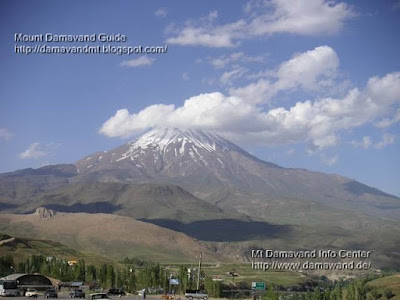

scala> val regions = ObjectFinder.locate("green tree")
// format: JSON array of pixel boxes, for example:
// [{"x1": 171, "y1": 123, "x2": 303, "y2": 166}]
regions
[
  {"x1": 86, "y1": 265, "x2": 97, "y2": 283},
  {"x1": 107, "y1": 265, "x2": 116, "y2": 288},
  {"x1": 75, "y1": 259, "x2": 86, "y2": 281},
  {"x1": 263, "y1": 284, "x2": 279, "y2": 300},
  {"x1": 178, "y1": 265, "x2": 189, "y2": 294},
  {"x1": 126, "y1": 267, "x2": 137, "y2": 293},
  {"x1": 99, "y1": 264, "x2": 108, "y2": 287},
  {"x1": 204, "y1": 277, "x2": 221, "y2": 298}
]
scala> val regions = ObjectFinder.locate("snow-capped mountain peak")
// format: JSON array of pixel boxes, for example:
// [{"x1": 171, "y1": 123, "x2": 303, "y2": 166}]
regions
[
  {"x1": 115, "y1": 127, "x2": 240, "y2": 164},
  {"x1": 75, "y1": 127, "x2": 259, "y2": 176},
  {"x1": 129, "y1": 128, "x2": 232, "y2": 154}
]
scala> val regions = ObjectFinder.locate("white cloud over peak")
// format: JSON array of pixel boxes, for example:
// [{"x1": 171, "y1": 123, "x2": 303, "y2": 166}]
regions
[
  {"x1": 102, "y1": 45, "x2": 400, "y2": 152},
  {"x1": 120, "y1": 56, "x2": 155, "y2": 68},
  {"x1": 100, "y1": 70, "x2": 400, "y2": 150},
  {"x1": 167, "y1": 0, "x2": 354, "y2": 47}
]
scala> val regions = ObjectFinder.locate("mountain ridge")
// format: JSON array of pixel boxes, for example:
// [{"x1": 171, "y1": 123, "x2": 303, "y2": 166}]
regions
[
  {"x1": 72, "y1": 127, "x2": 400, "y2": 221},
  {"x1": 0, "y1": 127, "x2": 399, "y2": 222}
]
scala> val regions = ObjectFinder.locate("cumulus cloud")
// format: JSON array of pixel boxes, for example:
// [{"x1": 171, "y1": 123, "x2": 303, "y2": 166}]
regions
[
  {"x1": 374, "y1": 108, "x2": 400, "y2": 128},
  {"x1": 247, "y1": 0, "x2": 354, "y2": 36},
  {"x1": 100, "y1": 71, "x2": 400, "y2": 150},
  {"x1": 155, "y1": 7, "x2": 168, "y2": 18},
  {"x1": 274, "y1": 46, "x2": 339, "y2": 91},
  {"x1": 166, "y1": 22, "x2": 243, "y2": 48},
  {"x1": 0, "y1": 128, "x2": 13, "y2": 140},
  {"x1": 229, "y1": 79, "x2": 273, "y2": 104},
  {"x1": 167, "y1": 0, "x2": 354, "y2": 47},
  {"x1": 230, "y1": 46, "x2": 339, "y2": 104},
  {"x1": 100, "y1": 105, "x2": 175, "y2": 138},
  {"x1": 120, "y1": 56, "x2": 155, "y2": 68},
  {"x1": 19, "y1": 142, "x2": 60, "y2": 159}
]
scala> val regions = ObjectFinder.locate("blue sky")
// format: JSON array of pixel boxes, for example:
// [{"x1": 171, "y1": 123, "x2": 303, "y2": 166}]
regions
[{"x1": 1, "y1": 0, "x2": 399, "y2": 196}]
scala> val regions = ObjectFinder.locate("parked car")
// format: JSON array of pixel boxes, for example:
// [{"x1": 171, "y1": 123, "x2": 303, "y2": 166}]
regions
[
  {"x1": 69, "y1": 290, "x2": 85, "y2": 298},
  {"x1": 44, "y1": 289, "x2": 58, "y2": 298},
  {"x1": 89, "y1": 293, "x2": 110, "y2": 300},
  {"x1": 25, "y1": 289, "x2": 38, "y2": 298},
  {"x1": 184, "y1": 290, "x2": 208, "y2": 300},
  {"x1": 108, "y1": 288, "x2": 126, "y2": 296}
]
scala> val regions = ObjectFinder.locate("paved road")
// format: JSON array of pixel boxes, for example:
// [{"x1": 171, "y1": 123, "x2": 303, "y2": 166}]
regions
[{"x1": 12, "y1": 295, "x2": 177, "y2": 300}]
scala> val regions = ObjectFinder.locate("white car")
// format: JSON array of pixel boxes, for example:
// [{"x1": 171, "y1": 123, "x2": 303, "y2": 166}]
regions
[
  {"x1": 185, "y1": 290, "x2": 208, "y2": 300},
  {"x1": 89, "y1": 293, "x2": 110, "y2": 300},
  {"x1": 25, "y1": 289, "x2": 38, "y2": 298}
]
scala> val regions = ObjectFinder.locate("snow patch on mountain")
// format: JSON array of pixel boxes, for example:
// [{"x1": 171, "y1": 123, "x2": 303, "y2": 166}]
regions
[{"x1": 117, "y1": 128, "x2": 234, "y2": 162}]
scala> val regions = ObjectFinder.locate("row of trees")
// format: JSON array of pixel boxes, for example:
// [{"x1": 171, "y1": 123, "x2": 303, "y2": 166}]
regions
[
  {"x1": 0, "y1": 255, "x2": 204, "y2": 294},
  {"x1": 1, "y1": 255, "x2": 393, "y2": 299},
  {"x1": 261, "y1": 279, "x2": 394, "y2": 300},
  {"x1": 0, "y1": 255, "x2": 164, "y2": 293}
]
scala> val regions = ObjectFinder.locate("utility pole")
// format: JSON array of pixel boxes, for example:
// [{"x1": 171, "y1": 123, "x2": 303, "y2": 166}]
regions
[{"x1": 196, "y1": 252, "x2": 202, "y2": 290}]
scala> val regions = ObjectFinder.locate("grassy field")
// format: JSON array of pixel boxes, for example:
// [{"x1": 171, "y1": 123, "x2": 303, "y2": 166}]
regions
[
  {"x1": 165, "y1": 263, "x2": 311, "y2": 288},
  {"x1": 0, "y1": 234, "x2": 116, "y2": 266},
  {"x1": 0, "y1": 212, "x2": 226, "y2": 264}
]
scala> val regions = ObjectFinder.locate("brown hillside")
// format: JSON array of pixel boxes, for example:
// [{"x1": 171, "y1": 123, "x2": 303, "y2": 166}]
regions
[{"x1": 0, "y1": 211, "x2": 227, "y2": 263}]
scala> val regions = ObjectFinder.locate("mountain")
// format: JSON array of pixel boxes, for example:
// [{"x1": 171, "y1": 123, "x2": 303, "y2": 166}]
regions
[
  {"x1": 0, "y1": 127, "x2": 399, "y2": 268},
  {"x1": 73, "y1": 128, "x2": 400, "y2": 221},
  {"x1": 0, "y1": 164, "x2": 77, "y2": 207},
  {"x1": 75, "y1": 127, "x2": 280, "y2": 186},
  {"x1": 2, "y1": 127, "x2": 398, "y2": 222}
]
